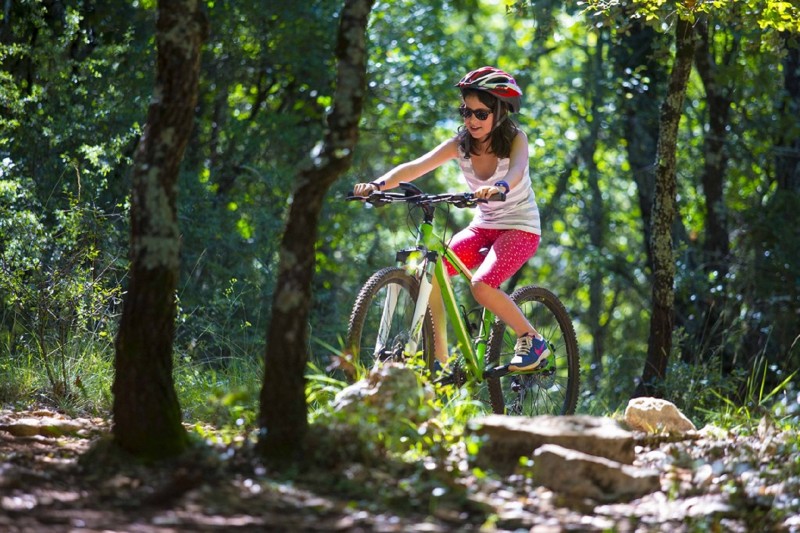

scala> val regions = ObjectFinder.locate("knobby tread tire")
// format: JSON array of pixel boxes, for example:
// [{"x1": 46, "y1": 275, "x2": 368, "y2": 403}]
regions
[
  {"x1": 345, "y1": 267, "x2": 434, "y2": 380},
  {"x1": 486, "y1": 285, "x2": 579, "y2": 416}
]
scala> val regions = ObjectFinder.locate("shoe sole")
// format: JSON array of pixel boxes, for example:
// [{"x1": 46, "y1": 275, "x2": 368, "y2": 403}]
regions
[{"x1": 508, "y1": 350, "x2": 551, "y2": 373}]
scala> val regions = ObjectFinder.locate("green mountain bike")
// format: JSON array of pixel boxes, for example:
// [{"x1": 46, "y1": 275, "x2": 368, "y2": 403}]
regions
[{"x1": 345, "y1": 182, "x2": 579, "y2": 416}]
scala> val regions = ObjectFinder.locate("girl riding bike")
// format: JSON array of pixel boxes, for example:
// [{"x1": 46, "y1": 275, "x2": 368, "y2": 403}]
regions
[{"x1": 353, "y1": 66, "x2": 550, "y2": 375}]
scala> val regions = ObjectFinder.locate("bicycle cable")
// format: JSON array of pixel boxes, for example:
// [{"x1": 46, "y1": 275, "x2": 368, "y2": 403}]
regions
[
  {"x1": 405, "y1": 201, "x2": 422, "y2": 242},
  {"x1": 439, "y1": 201, "x2": 453, "y2": 252}
]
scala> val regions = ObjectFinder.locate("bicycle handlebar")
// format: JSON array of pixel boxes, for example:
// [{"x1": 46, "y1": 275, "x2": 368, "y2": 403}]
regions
[{"x1": 346, "y1": 181, "x2": 506, "y2": 208}]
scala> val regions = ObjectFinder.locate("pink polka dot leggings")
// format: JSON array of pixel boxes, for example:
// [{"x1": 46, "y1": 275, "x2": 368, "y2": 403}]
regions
[{"x1": 444, "y1": 226, "x2": 541, "y2": 289}]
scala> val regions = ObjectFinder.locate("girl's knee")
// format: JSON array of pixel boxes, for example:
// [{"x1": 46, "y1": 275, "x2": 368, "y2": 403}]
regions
[{"x1": 470, "y1": 280, "x2": 494, "y2": 301}]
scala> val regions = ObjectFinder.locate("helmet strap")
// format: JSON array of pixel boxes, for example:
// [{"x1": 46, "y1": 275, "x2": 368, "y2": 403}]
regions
[
  {"x1": 490, "y1": 113, "x2": 508, "y2": 132},
  {"x1": 490, "y1": 101, "x2": 508, "y2": 133}
]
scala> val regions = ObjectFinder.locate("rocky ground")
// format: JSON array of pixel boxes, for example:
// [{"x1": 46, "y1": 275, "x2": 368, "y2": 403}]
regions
[{"x1": 1, "y1": 408, "x2": 799, "y2": 532}]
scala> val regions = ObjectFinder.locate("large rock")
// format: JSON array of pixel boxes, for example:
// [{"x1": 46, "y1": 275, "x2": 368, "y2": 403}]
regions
[
  {"x1": 532, "y1": 444, "x2": 661, "y2": 502},
  {"x1": 468, "y1": 415, "x2": 635, "y2": 474},
  {"x1": 624, "y1": 397, "x2": 696, "y2": 434},
  {"x1": 332, "y1": 363, "x2": 433, "y2": 423},
  {"x1": 0, "y1": 415, "x2": 87, "y2": 437}
]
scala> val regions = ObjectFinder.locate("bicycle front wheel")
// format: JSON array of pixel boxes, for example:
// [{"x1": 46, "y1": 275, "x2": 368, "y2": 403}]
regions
[
  {"x1": 486, "y1": 286, "x2": 579, "y2": 416},
  {"x1": 345, "y1": 267, "x2": 434, "y2": 380}
]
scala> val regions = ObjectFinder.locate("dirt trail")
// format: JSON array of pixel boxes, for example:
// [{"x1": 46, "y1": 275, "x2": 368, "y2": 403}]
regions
[{"x1": 1, "y1": 409, "x2": 797, "y2": 532}]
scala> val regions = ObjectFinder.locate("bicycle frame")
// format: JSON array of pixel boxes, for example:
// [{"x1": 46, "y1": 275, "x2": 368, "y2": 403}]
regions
[
  {"x1": 397, "y1": 207, "x2": 493, "y2": 382},
  {"x1": 348, "y1": 185, "x2": 581, "y2": 415}
]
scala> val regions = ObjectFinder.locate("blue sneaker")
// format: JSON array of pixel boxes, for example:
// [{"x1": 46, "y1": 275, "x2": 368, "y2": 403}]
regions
[{"x1": 508, "y1": 333, "x2": 550, "y2": 373}]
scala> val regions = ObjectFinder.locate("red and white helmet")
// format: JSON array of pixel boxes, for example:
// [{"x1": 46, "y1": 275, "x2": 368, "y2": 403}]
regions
[{"x1": 456, "y1": 66, "x2": 523, "y2": 113}]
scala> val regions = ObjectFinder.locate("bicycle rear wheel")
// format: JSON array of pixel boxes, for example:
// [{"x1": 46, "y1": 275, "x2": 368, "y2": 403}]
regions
[
  {"x1": 345, "y1": 267, "x2": 434, "y2": 380},
  {"x1": 486, "y1": 286, "x2": 579, "y2": 415}
]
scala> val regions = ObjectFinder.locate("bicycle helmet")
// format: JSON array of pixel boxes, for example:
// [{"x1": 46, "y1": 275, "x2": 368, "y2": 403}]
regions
[{"x1": 456, "y1": 66, "x2": 523, "y2": 113}]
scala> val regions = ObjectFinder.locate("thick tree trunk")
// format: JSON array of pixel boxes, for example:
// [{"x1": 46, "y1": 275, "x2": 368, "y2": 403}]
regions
[
  {"x1": 113, "y1": 0, "x2": 206, "y2": 459},
  {"x1": 634, "y1": 19, "x2": 696, "y2": 398},
  {"x1": 258, "y1": 0, "x2": 375, "y2": 464}
]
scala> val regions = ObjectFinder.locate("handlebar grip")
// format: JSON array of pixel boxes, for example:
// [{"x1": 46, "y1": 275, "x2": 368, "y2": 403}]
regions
[{"x1": 488, "y1": 191, "x2": 506, "y2": 202}]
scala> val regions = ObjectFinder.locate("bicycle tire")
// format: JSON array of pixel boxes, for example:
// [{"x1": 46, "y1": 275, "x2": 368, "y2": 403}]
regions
[
  {"x1": 486, "y1": 286, "x2": 579, "y2": 416},
  {"x1": 345, "y1": 267, "x2": 435, "y2": 380}
]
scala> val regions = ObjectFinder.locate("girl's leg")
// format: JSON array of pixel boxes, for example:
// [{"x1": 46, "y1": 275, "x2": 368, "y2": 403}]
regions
[
  {"x1": 470, "y1": 229, "x2": 541, "y2": 337},
  {"x1": 470, "y1": 281, "x2": 537, "y2": 337},
  {"x1": 471, "y1": 229, "x2": 549, "y2": 371}
]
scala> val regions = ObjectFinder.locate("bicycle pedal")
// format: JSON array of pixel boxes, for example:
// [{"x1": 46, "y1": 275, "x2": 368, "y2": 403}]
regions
[
  {"x1": 537, "y1": 357, "x2": 555, "y2": 375},
  {"x1": 483, "y1": 365, "x2": 511, "y2": 379}
]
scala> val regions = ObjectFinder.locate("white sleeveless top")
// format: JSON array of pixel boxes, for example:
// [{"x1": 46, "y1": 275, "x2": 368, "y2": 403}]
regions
[{"x1": 456, "y1": 148, "x2": 541, "y2": 235}]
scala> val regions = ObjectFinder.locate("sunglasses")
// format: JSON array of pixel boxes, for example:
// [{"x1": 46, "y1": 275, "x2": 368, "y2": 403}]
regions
[{"x1": 459, "y1": 106, "x2": 492, "y2": 121}]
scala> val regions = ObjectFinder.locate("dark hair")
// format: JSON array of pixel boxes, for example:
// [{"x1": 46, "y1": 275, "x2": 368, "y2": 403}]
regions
[{"x1": 457, "y1": 88, "x2": 519, "y2": 159}]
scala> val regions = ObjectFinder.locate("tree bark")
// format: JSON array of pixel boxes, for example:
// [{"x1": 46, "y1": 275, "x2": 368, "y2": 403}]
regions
[
  {"x1": 634, "y1": 19, "x2": 696, "y2": 398},
  {"x1": 258, "y1": 0, "x2": 375, "y2": 464},
  {"x1": 112, "y1": 0, "x2": 207, "y2": 459}
]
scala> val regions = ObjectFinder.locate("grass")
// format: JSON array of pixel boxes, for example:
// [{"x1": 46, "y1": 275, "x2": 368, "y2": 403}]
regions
[
  {"x1": 2, "y1": 327, "x2": 797, "y2": 455},
  {"x1": 0, "y1": 337, "x2": 114, "y2": 416},
  {"x1": 174, "y1": 354, "x2": 262, "y2": 429},
  {"x1": 701, "y1": 357, "x2": 799, "y2": 433}
]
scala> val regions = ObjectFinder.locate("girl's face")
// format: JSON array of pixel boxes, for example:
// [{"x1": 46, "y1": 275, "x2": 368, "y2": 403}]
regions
[{"x1": 461, "y1": 94, "x2": 494, "y2": 141}]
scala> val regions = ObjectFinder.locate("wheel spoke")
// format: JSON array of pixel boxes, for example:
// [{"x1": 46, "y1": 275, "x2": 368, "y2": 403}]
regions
[{"x1": 486, "y1": 286, "x2": 579, "y2": 416}]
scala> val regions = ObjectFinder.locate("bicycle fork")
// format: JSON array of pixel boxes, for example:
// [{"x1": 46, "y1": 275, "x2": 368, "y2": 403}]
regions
[
  {"x1": 381, "y1": 246, "x2": 435, "y2": 360},
  {"x1": 406, "y1": 263, "x2": 433, "y2": 357}
]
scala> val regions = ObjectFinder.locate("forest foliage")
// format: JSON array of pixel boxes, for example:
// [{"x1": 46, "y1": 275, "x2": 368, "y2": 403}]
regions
[{"x1": 1, "y1": 0, "x2": 798, "y2": 430}]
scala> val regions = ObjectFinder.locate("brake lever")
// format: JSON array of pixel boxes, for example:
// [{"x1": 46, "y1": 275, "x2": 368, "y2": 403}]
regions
[
  {"x1": 345, "y1": 192, "x2": 387, "y2": 207},
  {"x1": 366, "y1": 191, "x2": 391, "y2": 207},
  {"x1": 452, "y1": 193, "x2": 477, "y2": 208},
  {"x1": 453, "y1": 191, "x2": 505, "y2": 208}
]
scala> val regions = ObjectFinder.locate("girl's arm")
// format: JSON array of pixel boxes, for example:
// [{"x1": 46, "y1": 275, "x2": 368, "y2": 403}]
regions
[
  {"x1": 501, "y1": 130, "x2": 529, "y2": 189},
  {"x1": 354, "y1": 138, "x2": 458, "y2": 196}
]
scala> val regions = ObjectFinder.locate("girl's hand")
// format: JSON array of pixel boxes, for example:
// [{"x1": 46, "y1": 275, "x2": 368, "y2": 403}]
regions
[
  {"x1": 474, "y1": 185, "x2": 502, "y2": 200},
  {"x1": 353, "y1": 182, "x2": 380, "y2": 197}
]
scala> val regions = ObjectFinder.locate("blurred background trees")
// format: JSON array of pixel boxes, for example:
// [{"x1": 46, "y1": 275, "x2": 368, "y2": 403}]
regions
[{"x1": 1, "y1": 0, "x2": 797, "y2": 422}]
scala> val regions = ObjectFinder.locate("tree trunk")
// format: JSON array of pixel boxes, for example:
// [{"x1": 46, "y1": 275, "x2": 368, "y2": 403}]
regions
[
  {"x1": 634, "y1": 19, "x2": 696, "y2": 398},
  {"x1": 257, "y1": 0, "x2": 375, "y2": 464},
  {"x1": 112, "y1": 0, "x2": 207, "y2": 459}
]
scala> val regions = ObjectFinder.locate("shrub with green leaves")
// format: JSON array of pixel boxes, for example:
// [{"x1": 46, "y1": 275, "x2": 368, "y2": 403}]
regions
[{"x1": 0, "y1": 161, "x2": 123, "y2": 410}]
